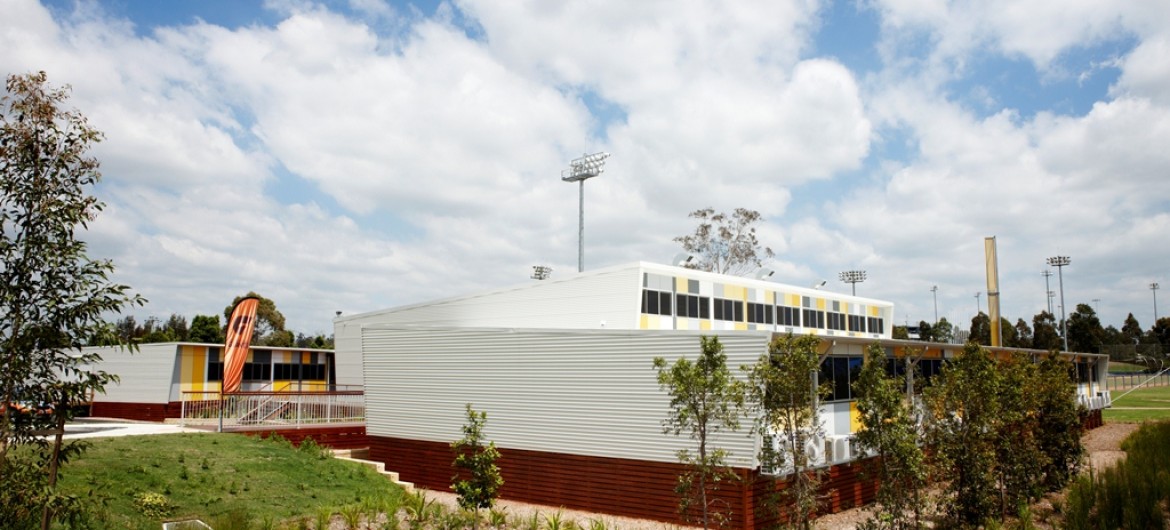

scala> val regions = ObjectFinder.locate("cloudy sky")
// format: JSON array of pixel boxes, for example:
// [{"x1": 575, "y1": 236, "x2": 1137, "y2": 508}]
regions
[{"x1": 3, "y1": 0, "x2": 1168, "y2": 337}]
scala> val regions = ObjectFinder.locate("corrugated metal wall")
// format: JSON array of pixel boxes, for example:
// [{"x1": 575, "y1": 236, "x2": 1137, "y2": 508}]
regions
[
  {"x1": 362, "y1": 327, "x2": 770, "y2": 467},
  {"x1": 84, "y1": 343, "x2": 178, "y2": 404}
]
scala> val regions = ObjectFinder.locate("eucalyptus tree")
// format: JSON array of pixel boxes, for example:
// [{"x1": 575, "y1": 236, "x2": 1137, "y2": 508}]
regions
[
  {"x1": 1, "y1": 71, "x2": 143, "y2": 529},
  {"x1": 742, "y1": 334, "x2": 826, "y2": 530},
  {"x1": 654, "y1": 335, "x2": 745, "y2": 529},
  {"x1": 674, "y1": 208, "x2": 775, "y2": 276}
]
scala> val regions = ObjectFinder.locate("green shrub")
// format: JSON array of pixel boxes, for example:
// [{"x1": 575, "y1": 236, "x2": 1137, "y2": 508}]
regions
[{"x1": 133, "y1": 491, "x2": 175, "y2": 518}]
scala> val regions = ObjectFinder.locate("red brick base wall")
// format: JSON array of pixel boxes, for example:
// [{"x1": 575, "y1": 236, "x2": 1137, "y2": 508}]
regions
[
  {"x1": 243, "y1": 425, "x2": 368, "y2": 449},
  {"x1": 89, "y1": 401, "x2": 182, "y2": 422},
  {"x1": 369, "y1": 435, "x2": 877, "y2": 530}
]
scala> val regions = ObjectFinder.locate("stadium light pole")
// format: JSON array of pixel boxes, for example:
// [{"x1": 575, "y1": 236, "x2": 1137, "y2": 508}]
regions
[
  {"x1": 931, "y1": 285, "x2": 938, "y2": 324},
  {"x1": 1048, "y1": 256, "x2": 1071, "y2": 351},
  {"x1": 562, "y1": 152, "x2": 610, "y2": 272},
  {"x1": 1042, "y1": 269, "x2": 1054, "y2": 315},
  {"x1": 839, "y1": 270, "x2": 866, "y2": 296},
  {"x1": 1153, "y1": 282, "x2": 1161, "y2": 322}
]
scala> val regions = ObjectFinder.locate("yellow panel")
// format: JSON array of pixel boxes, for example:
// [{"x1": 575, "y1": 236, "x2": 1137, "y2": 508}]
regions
[
  {"x1": 700, "y1": 320, "x2": 712, "y2": 331},
  {"x1": 639, "y1": 314, "x2": 649, "y2": 329},
  {"x1": 273, "y1": 381, "x2": 290, "y2": 392},
  {"x1": 765, "y1": 291, "x2": 774, "y2": 304},
  {"x1": 302, "y1": 352, "x2": 310, "y2": 364},
  {"x1": 870, "y1": 306, "x2": 879, "y2": 317},
  {"x1": 735, "y1": 322, "x2": 747, "y2": 331},
  {"x1": 676, "y1": 276, "x2": 688, "y2": 292},
  {"x1": 817, "y1": 298, "x2": 826, "y2": 310},
  {"x1": 676, "y1": 319, "x2": 689, "y2": 330},
  {"x1": 788, "y1": 293, "x2": 799, "y2": 306},
  {"x1": 850, "y1": 402, "x2": 863, "y2": 433}
]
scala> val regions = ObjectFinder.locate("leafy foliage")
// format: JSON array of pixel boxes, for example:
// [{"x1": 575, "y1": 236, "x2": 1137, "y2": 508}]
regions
[
  {"x1": 673, "y1": 207, "x2": 774, "y2": 276},
  {"x1": 653, "y1": 335, "x2": 745, "y2": 529},
  {"x1": 742, "y1": 334, "x2": 826, "y2": 530},
  {"x1": 190, "y1": 314, "x2": 224, "y2": 343},
  {"x1": 922, "y1": 343, "x2": 1001, "y2": 526},
  {"x1": 451, "y1": 404, "x2": 504, "y2": 529},
  {"x1": 1, "y1": 71, "x2": 144, "y2": 527},
  {"x1": 852, "y1": 343, "x2": 926, "y2": 529}
]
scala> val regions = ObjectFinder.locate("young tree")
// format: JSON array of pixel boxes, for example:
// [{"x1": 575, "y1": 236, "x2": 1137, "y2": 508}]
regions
[
  {"x1": 223, "y1": 292, "x2": 293, "y2": 346},
  {"x1": 743, "y1": 334, "x2": 826, "y2": 530},
  {"x1": 992, "y1": 354, "x2": 1045, "y2": 515},
  {"x1": 451, "y1": 404, "x2": 503, "y2": 530},
  {"x1": 852, "y1": 343, "x2": 926, "y2": 529},
  {"x1": 1121, "y1": 313, "x2": 1144, "y2": 345},
  {"x1": 1, "y1": 71, "x2": 143, "y2": 528},
  {"x1": 654, "y1": 335, "x2": 745, "y2": 529},
  {"x1": 1034, "y1": 354, "x2": 1084, "y2": 491},
  {"x1": 922, "y1": 343, "x2": 1000, "y2": 526},
  {"x1": 674, "y1": 207, "x2": 775, "y2": 276}
]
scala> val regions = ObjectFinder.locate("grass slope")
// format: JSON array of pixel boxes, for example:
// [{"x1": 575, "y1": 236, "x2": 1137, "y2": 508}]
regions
[
  {"x1": 1105, "y1": 385, "x2": 1170, "y2": 423},
  {"x1": 57, "y1": 432, "x2": 403, "y2": 529}
]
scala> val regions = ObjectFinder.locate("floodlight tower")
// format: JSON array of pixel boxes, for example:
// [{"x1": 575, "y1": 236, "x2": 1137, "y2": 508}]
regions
[
  {"x1": 1042, "y1": 269, "x2": 1054, "y2": 315},
  {"x1": 562, "y1": 152, "x2": 610, "y2": 272},
  {"x1": 931, "y1": 285, "x2": 938, "y2": 324},
  {"x1": 839, "y1": 270, "x2": 866, "y2": 296},
  {"x1": 1152, "y1": 282, "x2": 1161, "y2": 321},
  {"x1": 1047, "y1": 255, "x2": 1071, "y2": 351}
]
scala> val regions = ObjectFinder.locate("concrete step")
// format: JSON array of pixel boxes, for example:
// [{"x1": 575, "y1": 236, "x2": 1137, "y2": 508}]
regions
[{"x1": 333, "y1": 449, "x2": 414, "y2": 492}]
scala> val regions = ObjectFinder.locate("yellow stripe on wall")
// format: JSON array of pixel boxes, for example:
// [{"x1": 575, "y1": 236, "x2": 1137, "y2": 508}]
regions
[
  {"x1": 639, "y1": 314, "x2": 649, "y2": 329},
  {"x1": 850, "y1": 402, "x2": 863, "y2": 432}
]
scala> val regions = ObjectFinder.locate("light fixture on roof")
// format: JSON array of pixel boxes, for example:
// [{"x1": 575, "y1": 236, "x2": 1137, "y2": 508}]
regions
[
  {"x1": 672, "y1": 253, "x2": 694, "y2": 267},
  {"x1": 812, "y1": 280, "x2": 827, "y2": 289},
  {"x1": 531, "y1": 265, "x2": 552, "y2": 280},
  {"x1": 754, "y1": 268, "x2": 775, "y2": 280},
  {"x1": 562, "y1": 151, "x2": 610, "y2": 273}
]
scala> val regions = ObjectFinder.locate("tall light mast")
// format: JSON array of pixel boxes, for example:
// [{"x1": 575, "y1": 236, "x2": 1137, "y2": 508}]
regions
[{"x1": 562, "y1": 152, "x2": 610, "y2": 272}]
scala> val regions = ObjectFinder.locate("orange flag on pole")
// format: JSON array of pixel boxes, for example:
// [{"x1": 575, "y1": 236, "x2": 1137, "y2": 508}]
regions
[{"x1": 221, "y1": 296, "x2": 260, "y2": 394}]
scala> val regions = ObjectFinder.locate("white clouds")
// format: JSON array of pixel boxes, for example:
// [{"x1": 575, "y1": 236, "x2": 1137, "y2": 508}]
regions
[{"x1": 4, "y1": 0, "x2": 1168, "y2": 335}]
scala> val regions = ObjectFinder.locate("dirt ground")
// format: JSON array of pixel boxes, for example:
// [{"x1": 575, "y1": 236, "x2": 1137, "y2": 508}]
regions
[{"x1": 416, "y1": 422, "x2": 1140, "y2": 530}]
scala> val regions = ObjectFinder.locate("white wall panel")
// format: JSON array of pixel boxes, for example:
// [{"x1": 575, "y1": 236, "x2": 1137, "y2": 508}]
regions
[
  {"x1": 84, "y1": 343, "x2": 178, "y2": 404},
  {"x1": 362, "y1": 327, "x2": 770, "y2": 467}
]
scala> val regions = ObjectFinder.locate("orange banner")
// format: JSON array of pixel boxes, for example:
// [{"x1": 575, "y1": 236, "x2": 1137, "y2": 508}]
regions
[{"x1": 221, "y1": 297, "x2": 260, "y2": 394}]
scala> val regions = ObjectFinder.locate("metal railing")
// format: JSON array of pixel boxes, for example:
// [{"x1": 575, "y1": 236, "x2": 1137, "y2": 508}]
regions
[{"x1": 180, "y1": 387, "x2": 364, "y2": 430}]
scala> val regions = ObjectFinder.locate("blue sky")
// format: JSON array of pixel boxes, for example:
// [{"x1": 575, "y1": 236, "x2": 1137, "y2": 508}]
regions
[{"x1": 4, "y1": 0, "x2": 1169, "y2": 337}]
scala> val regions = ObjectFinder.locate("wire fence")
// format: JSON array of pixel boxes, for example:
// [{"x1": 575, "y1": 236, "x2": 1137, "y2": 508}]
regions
[
  {"x1": 180, "y1": 388, "x2": 364, "y2": 430},
  {"x1": 1106, "y1": 372, "x2": 1170, "y2": 391}
]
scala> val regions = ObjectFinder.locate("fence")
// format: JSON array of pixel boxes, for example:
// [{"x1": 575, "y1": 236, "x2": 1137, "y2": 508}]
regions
[
  {"x1": 180, "y1": 387, "x2": 364, "y2": 430},
  {"x1": 1106, "y1": 372, "x2": 1170, "y2": 390}
]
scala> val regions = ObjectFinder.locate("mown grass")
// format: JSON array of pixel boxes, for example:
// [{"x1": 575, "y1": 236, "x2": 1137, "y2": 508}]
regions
[
  {"x1": 1106, "y1": 361, "x2": 1149, "y2": 374},
  {"x1": 55, "y1": 432, "x2": 404, "y2": 529},
  {"x1": 1104, "y1": 385, "x2": 1170, "y2": 423}
]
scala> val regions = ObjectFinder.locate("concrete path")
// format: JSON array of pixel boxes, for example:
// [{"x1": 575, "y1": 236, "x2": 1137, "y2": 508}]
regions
[{"x1": 59, "y1": 417, "x2": 208, "y2": 439}]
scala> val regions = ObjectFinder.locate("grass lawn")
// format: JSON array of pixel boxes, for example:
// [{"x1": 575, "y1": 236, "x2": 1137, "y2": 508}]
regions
[
  {"x1": 55, "y1": 432, "x2": 404, "y2": 529},
  {"x1": 1107, "y1": 361, "x2": 1150, "y2": 374},
  {"x1": 1104, "y1": 385, "x2": 1170, "y2": 423}
]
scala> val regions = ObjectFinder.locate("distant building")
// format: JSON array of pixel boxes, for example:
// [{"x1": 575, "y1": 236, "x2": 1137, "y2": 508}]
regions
[{"x1": 82, "y1": 342, "x2": 354, "y2": 421}]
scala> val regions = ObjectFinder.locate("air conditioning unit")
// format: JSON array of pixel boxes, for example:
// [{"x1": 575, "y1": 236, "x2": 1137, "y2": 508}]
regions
[{"x1": 827, "y1": 435, "x2": 852, "y2": 463}]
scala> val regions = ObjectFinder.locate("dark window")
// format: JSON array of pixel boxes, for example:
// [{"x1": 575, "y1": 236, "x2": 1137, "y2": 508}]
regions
[
  {"x1": 242, "y1": 362, "x2": 271, "y2": 382},
  {"x1": 803, "y1": 309, "x2": 825, "y2": 329},
  {"x1": 848, "y1": 315, "x2": 865, "y2": 332},
  {"x1": 867, "y1": 317, "x2": 885, "y2": 334},
  {"x1": 641, "y1": 289, "x2": 672, "y2": 316},
  {"x1": 676, "y1": 293, "x2": 711, "y2": 319},
  {"x1": 747, "y1": 302, "x2": 773, "y2": 324},
  {"x1": 826, "y1": 312, "x2": 846, "y2": 331},
  {"x1": 713, "y1": 298, "x2": 743, "y2": 322},
  {"x1": 207, "y1": 362, "x2": 224, "y2": 382},
  {"x1": 819, "y1": 356, "x2": 865, "y2": 402},
  {"x1": 776, "y1": 305, "x2": 801, "y2": 327}
]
